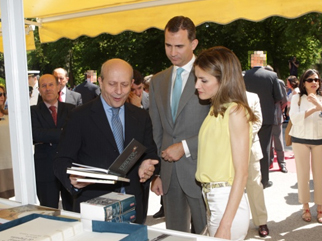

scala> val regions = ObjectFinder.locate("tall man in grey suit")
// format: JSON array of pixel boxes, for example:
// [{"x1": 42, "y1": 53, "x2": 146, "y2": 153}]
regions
[
  {"x1": 149, "y1": 16, "x2": 209, "y2": 234},
  {"x1": 244, "y1": 51, "x2": 283, "y2": 188}
]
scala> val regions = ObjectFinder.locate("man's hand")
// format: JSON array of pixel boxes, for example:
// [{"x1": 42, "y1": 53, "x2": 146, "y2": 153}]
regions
[
  {"x1": 69, "y1": 174, "x2": 91, "y2": 189},
  {"x1": 161, "y1": 142, "x2": 184, "y2": 162},
  {"x1": 138, "y1": 159, "x2": 159, "y2": 182},
  {"x1": 151, "y1": 176, "x2": 163, "y2": 195},
  {"x1": 128, "y1": 92, "x2": 142, "y2": 108}
]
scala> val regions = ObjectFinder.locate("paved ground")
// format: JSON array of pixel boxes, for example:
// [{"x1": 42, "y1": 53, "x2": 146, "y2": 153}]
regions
[{"x1": 145, "y1": 123, "x2": 322, "y2": 240}]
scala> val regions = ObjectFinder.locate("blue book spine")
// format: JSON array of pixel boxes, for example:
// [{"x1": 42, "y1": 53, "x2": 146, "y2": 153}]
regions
[
  {"x1": 104, "y1": 196, "x2": 136, "y2": 220},
  {"x1": 108, "y1": 208, "x2": 136, "y2": 223}
]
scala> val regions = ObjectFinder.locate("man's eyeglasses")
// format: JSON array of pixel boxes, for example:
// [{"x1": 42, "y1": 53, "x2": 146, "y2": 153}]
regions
[
  {"x1": 0, "y1": 92, "x2": 6, "y2": 97},
  {"x1": 305, "y1": 78, "x2": 320, "y2": 83}
]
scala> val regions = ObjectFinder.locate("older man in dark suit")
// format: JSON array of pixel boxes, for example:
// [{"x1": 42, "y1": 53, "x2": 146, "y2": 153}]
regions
[
  {"x1": 244, "y1": 51, "x2": 283, "y2": 188},
  {"x1": 54, "y1": 59, "x2": 159, "y2": 224},
  {"x1": 31, "y1": 74, "x2": 75, "y2": 209}
]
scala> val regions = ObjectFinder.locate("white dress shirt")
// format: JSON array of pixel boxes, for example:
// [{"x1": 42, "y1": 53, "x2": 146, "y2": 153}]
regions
[{"x1": 171, "y1": 55, "x2": 196, "y2": 158}]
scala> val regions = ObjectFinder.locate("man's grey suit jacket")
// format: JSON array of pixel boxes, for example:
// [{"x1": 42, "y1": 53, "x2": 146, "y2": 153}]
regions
[
  {"x1": 149, "y1": 66, "x2": 209, "y2": 198},
  {"x1": 65, "y1": 89, "x2": 82, "y2": 106}
]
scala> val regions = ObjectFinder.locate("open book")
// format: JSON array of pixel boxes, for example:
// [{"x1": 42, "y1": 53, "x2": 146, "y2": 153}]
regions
[{"x1": 67, "y1": 139, "x2": 146, "y2": 184}]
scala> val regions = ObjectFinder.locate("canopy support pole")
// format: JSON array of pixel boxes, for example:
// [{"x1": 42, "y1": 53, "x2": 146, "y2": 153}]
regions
[{"x1": 0, "y1": 0, "x2": 37, "y2": 204}]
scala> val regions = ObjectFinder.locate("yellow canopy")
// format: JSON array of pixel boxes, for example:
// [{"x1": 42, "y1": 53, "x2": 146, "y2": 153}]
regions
[
  {"x1": 9, "y1": 0, "x2": 322, "y2": 43},
  {"x1": 0, "y1": 25, "x2": 35, "y2": 52}
]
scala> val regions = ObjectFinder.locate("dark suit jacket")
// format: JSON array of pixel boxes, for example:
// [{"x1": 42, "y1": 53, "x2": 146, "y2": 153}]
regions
[
  {"x1": 37, "y1": 89, "x2": 82, "y2": 107},
  {"x1": 31, "y1": 101, "x2": 75, "y2": 183},
  {"x1": 244, "y1": 67, "x2": 283, "y2": 125},
  {"x1": 74, "y1": 81, "x2": 100, "y2": 104},
  {"x1": 53, "y1": 97, "x2": 159, "y2": 223},
  {"x1": 274, "y1": 79, "x2": 288, "y2": 125}
]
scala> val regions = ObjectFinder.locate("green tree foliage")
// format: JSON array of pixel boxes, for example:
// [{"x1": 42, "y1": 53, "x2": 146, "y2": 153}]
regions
[{"x1": 25, "y1": 13, "x2": 322, "y2": 85}]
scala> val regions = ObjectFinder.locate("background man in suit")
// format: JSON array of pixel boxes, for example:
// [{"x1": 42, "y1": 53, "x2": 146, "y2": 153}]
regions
[
  {"x1": 128, "y1": 69, "x2": 149, "y2": 110},
  {"x1": 74, "y1": 71, "x2": 100, "y2": 104},
  {"x1": 31, "y1": 74, "x2": 75, "y2": 209},
  {"x1": 53, "y1": 68, "x2": 82, "y2": 106},
  {"x1": 28, "y1": 70, "x2": 40, "y2": 106},
  {"x1": 54, "y1": 58, "x2": 159, "y2": 224},
  {"x1": 265, "y1": 65, "x2": 288, "y2": 173},
  {"x1": 244, "y1": 51, "x2": 283, "y2": 188},
  {"x1": 149, "y1": 16, "x2": 209, "y2": 233}
]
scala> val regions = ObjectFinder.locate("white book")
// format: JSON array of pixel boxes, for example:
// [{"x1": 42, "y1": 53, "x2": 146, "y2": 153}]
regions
[
  {"x1": 69, "y1": 138, "x2": 146, "y2": 179},
  {"x1": 0, "y1": 217, "x2": 83, "y2": 241},
  {"x1": 80, "y1": 192, "x2": 136, "y2": 221},
  {"x1": 66, "y1": 169, "x2": 130, "y2": 182},
  {"x1": 76, "y1": 178, "x2": 116, "y2": 184}
]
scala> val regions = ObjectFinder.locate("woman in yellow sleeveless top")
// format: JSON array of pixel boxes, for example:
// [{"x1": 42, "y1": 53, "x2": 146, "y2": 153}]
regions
[{"x1": 194, "y1": 47, "x2": 257, "y2": 240}]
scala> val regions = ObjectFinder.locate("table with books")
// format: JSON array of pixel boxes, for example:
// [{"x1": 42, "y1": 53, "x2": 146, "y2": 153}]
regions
[{"x1": 0, "y1": 197, "x2": 224, "y2": 241}]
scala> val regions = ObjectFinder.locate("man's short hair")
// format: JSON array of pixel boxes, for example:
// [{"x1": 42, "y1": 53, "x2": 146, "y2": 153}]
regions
[
  {"x1": 53, "y1": 68, "x2": 68, "y2": 77},
  {"x1": 39, "y1": 74, "x2": 59, "y2": 85},
  {"x1": 133, "y1": 70, "x2": 144, "y2": 85},
  {"x1": 165, "y1": 16, "x2": 196, "y2": 41}
]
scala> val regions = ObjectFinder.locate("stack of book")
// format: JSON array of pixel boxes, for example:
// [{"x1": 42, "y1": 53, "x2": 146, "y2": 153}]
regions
[
  {"x1": 66, "y1": 138, "x2": 146, "y2": 184},
  {"x1": 80, "y1": 192, "x2": 136, "y2": 231}
]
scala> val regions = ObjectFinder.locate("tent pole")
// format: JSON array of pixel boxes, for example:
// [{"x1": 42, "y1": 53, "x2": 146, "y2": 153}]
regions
[{"x1": 0, "y1": 0, "x2": 37, "y2": 204}]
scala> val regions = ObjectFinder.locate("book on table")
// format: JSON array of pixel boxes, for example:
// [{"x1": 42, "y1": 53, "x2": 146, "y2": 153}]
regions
[
  {"x1": 81, "y1": 208, "x2": 136, "y2": 231},
  {"x1": 0, "y1": 214, "x2": 146, "y2": 241},
  {"x1": 0, "y1": 204, "x2": 60, "y2": 224},
  {"x1": 67, "y1": 138, "x2": 146, "y2": 184},
  {"x1": 0, "y1": 216, "x2": 84, "y2": 241},
  {"x1": 80, "y1": 192, "x2": 136, "y2": 222}
]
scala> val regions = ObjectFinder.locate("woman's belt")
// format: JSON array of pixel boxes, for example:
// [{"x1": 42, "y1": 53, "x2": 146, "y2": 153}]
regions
[{"x1": 201, "y1": 182, "x2": 231, "y2": 190}]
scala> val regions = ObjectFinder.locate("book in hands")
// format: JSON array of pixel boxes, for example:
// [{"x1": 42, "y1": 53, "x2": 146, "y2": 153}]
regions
[
  {"x1": 67, "y1": 168, "x2": 130, "y2": 182},
  {"x1": 80, "y1": 192, "x2": 136, "y2": 222},
  {"x1": 76, "y1": 178, "x2": 116, "y2": 184},
  {"x1": 67, "y1": 138, "x2": 146, "y2": 184}
]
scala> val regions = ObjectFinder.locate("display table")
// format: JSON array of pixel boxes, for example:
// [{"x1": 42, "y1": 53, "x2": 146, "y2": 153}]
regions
[{"x1": 0, "y1": 198, "x2": 223, "y2": 241}]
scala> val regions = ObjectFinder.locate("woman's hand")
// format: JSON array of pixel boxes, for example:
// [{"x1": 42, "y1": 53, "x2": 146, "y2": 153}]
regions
[{"x1": 307, "y1": 93, "x2": 322, "y2": 111}]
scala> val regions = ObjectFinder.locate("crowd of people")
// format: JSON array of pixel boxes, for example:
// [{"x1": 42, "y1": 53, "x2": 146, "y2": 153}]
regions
[{"x1": 1, "y1": 15, "x2": 322, "y2": 240}]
